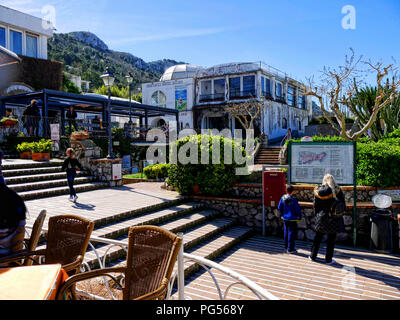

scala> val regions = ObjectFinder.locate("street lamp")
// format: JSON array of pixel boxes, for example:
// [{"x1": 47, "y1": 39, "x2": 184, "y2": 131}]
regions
[
  {"x1": 125, "y1": 72, "x2": 133, "y2": 124},
  {"x1": 100, "y1": 67, "x2": 115, "y2": 159}
]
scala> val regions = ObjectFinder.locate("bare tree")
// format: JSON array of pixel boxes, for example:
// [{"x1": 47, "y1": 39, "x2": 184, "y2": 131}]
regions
[
  {"x1": 302, "y1": 49, "x2": 400, "y2": 140},
  {"x1": 224, "y1": 99, "x2": 262, "y2": 130}
]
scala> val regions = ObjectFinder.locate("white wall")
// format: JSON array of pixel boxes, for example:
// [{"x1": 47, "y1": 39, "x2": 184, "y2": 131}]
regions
[{"x1": 0, "y1": 5, "x2": 53, "y2": 59}]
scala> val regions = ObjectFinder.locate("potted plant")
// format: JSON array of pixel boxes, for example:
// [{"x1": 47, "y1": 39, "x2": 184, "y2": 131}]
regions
[
  {"x1": 0, "y1": 117, "x2": 18, "y2": 127},
  {"x1": 16, "y1": 142, "x2": 33, "y2": 159},
  {"x1": 31, "y1": 139, "x2": 52, "y2": 161},
  {"x1": 71, "y1": 130, "x2": 89, "y2": 140}
]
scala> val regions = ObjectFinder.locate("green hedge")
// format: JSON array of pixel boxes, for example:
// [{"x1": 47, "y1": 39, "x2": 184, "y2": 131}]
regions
[
  {"x1": 167, "y1": 134, "x2": 246, "y2": 196},
  {"x1": 143, "y1": 164, "x2": 170, "y2": 180}
]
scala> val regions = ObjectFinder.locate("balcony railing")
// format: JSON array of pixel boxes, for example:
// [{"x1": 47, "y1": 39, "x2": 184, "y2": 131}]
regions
[
  {"x1": 229, "y1": 89, "x2": 257, "y2": 100},
  {"x1": 199, "y1": 93, "x2": 225, "y2": 102}
]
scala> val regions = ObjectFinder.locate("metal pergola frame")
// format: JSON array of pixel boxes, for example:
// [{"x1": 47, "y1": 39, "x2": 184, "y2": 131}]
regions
[{"x1": 0, "y1": 89, "x2": 180, "y2": 136}]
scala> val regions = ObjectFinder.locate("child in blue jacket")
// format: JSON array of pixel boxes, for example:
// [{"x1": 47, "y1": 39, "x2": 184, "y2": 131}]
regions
[{"x1": 278, "y1": 185, "x2": 302, "y2": 253}]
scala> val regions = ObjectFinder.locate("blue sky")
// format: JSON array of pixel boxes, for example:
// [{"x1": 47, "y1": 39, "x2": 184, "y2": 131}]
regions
[{"x1": 1, "y1": 0, "x2": 400, "y2": 84}]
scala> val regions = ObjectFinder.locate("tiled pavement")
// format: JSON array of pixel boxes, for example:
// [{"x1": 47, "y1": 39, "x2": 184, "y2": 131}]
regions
[
  {"x1": 24, "y1": 182, "x2": 182, "y2": 226},
  {"x1": 177, "y1": 236, "x2": 400, "y2": 300}
]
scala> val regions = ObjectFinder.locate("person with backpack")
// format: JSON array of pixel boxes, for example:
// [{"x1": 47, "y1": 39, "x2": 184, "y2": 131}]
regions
[
  {"x1": 62, "y1": 148, "x2": 82, "y2": 203},
  {"x1": 309, "y1": 174, "x2": 346, "y2": 265},
  {"x1": 278, "y1": 184, "x2": 302, "y2": 254}
]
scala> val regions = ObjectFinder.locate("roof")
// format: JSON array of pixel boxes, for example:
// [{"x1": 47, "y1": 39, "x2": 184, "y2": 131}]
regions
[{"x1": 160, "y1": 64, "x2": 203, "y2": 81}]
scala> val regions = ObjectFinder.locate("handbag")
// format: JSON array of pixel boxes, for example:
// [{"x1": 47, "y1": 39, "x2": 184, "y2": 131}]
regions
[{"x1": 314, "y1": 210, "x2": 338, "y2": 234}]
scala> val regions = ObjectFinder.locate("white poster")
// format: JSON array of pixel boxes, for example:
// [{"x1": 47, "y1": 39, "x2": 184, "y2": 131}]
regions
[
  {"x1": 50, "y1": 123, "x2": 60, "y2": 141},
  {"x1": 290, "y1": 143, "x2": 354, "y2": 185}
]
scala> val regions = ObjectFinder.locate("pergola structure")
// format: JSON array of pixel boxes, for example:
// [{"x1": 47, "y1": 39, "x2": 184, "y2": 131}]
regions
[{"x1": 0, "y1": 89, "x2": 180, "y2": 137}]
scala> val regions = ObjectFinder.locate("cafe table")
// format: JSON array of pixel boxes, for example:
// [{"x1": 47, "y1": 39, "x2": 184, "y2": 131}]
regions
[{"x1": 0, "y1": 264, "x2": 68, "y2": 300}]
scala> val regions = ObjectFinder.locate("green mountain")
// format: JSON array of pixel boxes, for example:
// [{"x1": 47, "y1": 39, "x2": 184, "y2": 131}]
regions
[{"x1": 48, "y1": 31, "x2": 186, "y2": 91}]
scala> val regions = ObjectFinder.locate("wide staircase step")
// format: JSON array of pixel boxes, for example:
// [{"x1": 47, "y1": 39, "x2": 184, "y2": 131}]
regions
[
  {"x1": 255, "y1": 147, "x2": 282, "y2": 165},
  {"x1": 2, "y1": 159, "x2": 108, "y2": 200}
]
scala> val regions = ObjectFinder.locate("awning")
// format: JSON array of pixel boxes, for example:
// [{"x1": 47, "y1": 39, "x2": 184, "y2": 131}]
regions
[{"x1": 0, "y1": 45, "x2": 21, "y2": 67}]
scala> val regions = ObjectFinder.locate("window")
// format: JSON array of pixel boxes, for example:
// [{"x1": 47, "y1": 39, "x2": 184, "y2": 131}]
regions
[
  {"x1": 151, "y1": 91, "x2": 167, "y2": 108},
  {"x1": 0, "y1": 27, "x2": 5, "y2": 47},
  {"x1": 214, "y1": 78, "x2": 225, "y2": 98},
  {"x1": 229, "y1": 77, "x2": 241, "y2": 98},
  {"x1": 261, "y1": 76, "x2": 272, "y2": 97},
  {"x1": 287, "y1": 86, "x2": 295, "y2": 106},
  {"x1": 282, "y1": 118, "x2": 288, "y2": 129},
  {"x1": 243, "y1": 75, "x2": 255, "y2": 96},
  {"x1": 201, "y1": 80, "x2": 212, "y2": 96},
  {"x1": 275, "y1": 82, "x2": 283, "y2": 100},
  {"x1": 298, "y1": 92, "x2": 306, "y2": 109},
  {"x1": 10, "y1": 30, "x2": 22, "y2": 55},
  {"x1": 26, "y1": 34, "x2": 38, "y2": 58}
]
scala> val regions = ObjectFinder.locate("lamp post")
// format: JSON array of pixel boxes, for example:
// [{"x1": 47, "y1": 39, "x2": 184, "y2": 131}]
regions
[
  {"x1": 100, "y1": 67, "x2": 115, "y2": 159},
  {"x1": 125, "y1": 72, "x2": 133, "y2": 124}
]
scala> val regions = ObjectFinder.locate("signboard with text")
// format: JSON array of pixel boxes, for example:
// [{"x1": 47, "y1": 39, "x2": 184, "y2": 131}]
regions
[{"x1": 289, "y1": 142, "x2": 355, "y2": 185}]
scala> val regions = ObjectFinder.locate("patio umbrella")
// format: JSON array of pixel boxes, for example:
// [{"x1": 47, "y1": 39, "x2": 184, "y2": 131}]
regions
[{"x1": 0, "y1": 45, "x2": 21, "y2": 67}]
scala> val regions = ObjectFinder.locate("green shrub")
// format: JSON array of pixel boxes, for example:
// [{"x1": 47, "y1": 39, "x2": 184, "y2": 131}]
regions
[
  {"x1": 31, "y1": 139, "x2": 53, "y2": 153},
  {"x1": 16, "y1": 142, "x2": 33, "y2": 153},
  {"x1": 167, "y1": 134, "x2": 246, "y2": 196},
  {"x1": 143, "y1": 164, "x2": 170, "y2": 180},
  {"x1": 357, "y1": 142, "x2": 400, "y2": 187}
]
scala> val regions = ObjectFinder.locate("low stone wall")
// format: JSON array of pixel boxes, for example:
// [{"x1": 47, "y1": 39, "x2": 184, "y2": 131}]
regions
[
  {"x1": 193, "y1": 196, "x2": 397, "y2": 247},
  {"x1": 89, "y1": 158, "x2": 123, "y2": 187}
]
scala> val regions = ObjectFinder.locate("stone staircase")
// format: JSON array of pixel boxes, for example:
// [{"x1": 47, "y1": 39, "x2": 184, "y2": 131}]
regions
[
  {"x1": 32, "y1": 199, "x2": 254, "y2": 280},
  {"x1": 255, "y1": 146, "x2": 281, "y2": 165},
  {"x1": 3, "y1": 160, "x2": 108, "y2": 200}
]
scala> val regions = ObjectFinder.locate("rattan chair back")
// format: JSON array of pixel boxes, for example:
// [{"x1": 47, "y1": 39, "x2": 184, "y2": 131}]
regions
[
  {"x1": 45, "y1": 215, "x2": 94, "y2": 273},
  {"x1": 123, "y1": 226, "x2": 182, "y2": 300},
  {"x1": 24, "y1": 210, "x2": 47, "y2": 266}
]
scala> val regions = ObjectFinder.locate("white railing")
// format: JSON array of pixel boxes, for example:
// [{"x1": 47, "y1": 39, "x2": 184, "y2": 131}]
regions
[{"x1": 25, "y1": 225, "x2": 279, "y2": 301}]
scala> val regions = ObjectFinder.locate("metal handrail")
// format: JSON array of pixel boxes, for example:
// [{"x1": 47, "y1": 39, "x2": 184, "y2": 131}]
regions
[{"x1": 25, "y1": 224, "x2": 278, "y2": 300}]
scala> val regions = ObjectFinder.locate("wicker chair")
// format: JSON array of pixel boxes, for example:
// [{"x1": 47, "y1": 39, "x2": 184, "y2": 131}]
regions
[
  {"x1": 0, "y1": 215, "x2": 94, "y2": 275},
  {"x1": 24, "y1": 210, "x2": 47, "y2": 266},
  {"x1": 56, "y1": 225, "x2": 183, "y2": 300}
]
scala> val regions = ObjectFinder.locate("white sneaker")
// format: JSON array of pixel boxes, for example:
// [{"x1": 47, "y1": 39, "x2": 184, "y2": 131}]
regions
[
  {"x1": 73, "y1": 195, "x2": 78, "y2": 203},
  {"x1": 69, "y1": 196, "x2": 74, "y2": 202}
]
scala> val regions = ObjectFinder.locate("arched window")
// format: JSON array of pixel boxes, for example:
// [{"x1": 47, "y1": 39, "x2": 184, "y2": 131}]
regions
[
  {"x1": 282, "y1": 118, "x2": 288, "y2": 129},
  {"x1": 151, "y1": 91, "x2": 167, "y2": 108}
]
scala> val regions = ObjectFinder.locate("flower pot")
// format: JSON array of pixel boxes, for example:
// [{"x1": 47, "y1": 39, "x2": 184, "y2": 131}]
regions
[
  {"x1": 192, "y1": 185, "x2": 200, "y2": 195},
  {"x1": 71, "y1": 134, "x2": 89, "y2": 140},
  {"x1": 20, "y1": 152, "x2": 32, "y2": 159},
  {"x1": 32, "y1": 153, "x2": 50, "y2": 161},
  {"x1": 3, "y1": 120, "x2": 18, "y2": 126}
]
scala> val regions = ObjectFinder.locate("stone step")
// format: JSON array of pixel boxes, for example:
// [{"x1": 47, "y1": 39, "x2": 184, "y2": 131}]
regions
[
  {"x1": 18, "y1": 182, "x2": 108, "y2": 200},
  {"x1": 4, "y1": 171, "x2": 86, "y2": 185},
  {"x1": 91, "y1": 203, "x2": 210, "y2": 239},
  {"x1": 2, "y1": 160, "x2": 63, "y2": 170},
  {"x1": 8, "y1": 176, "x2": 94, "y2": 192},
  {"x1": 2, "y1": 166, "x2": 63, "y2": 177},
  {"x1": 84, "y1": 217, "x2": 237, "y2": 269}
]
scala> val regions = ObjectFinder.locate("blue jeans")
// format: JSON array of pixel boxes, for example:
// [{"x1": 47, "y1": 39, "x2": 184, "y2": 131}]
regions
[
  {"x1": 283, "y1": 220, "x2": 298, "y2": 252},
  {"x1": 0, "y1": 176, "x2": 5, "y2": 185},
  {"x1": 67, "y1": 171, "x2": 77, "y2": 197}
]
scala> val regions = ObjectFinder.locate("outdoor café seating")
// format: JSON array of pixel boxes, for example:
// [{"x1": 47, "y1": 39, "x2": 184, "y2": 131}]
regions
[
  {"x1": 56, "y1": 225, "x2": 182, "y2": 300},
  {"x1": 0, "y1": 214, "x2": 94, "y2": 276}
]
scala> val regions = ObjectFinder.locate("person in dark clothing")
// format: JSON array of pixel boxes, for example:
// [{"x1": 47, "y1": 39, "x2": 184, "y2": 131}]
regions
[
  {"x1": 66, "y1": 106, "x2": 78, "y2": 136},
  {"x1": 0, "y1": 184, "x2": 27, "y2": 260},
  {"x1": 30, "y1": 100, "x2": 41, "y2": 137},
  {"x1": 278, "y1": 185, "x2": 302, "y2": 253},
  {"x1": 62, "y1": 148, "x2": 82, "y2": 203},
  {"x1": 309, "y1": 174, "x2": 345, "y2": 265},
  {"x1": 22, "y1": 100, "x2": 38, "y2": 137}
]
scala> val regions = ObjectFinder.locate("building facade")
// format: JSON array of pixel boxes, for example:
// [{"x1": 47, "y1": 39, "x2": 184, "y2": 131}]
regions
[{"x1": 142, "y1": 62, "x2": 311, "y2": 142}]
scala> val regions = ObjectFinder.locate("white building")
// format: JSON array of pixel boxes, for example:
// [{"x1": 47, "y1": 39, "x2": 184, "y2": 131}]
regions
[
  {"x1": 142, "y1": 62, "x2": 311, "y2": 142},
  {"x1": 142, "y1": 64, "x2": 202, "y2": 131},
  {"x1": 0, "y1": 5, "x2": 54, "y2": 59}
]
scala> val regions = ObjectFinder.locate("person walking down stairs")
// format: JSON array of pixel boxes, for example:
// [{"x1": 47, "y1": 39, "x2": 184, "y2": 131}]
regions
[{"x1": 62, "y1": 148, "x2": 82, "y2": 203}]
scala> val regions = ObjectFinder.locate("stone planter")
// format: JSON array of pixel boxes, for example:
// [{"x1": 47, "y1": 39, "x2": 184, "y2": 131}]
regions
[{"x1": 32, "y1": 152, "x2": 50, "y2": 161}]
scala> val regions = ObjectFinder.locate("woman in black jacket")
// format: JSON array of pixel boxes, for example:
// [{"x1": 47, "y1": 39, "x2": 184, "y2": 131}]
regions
[
  {"x1": 309, "y1": 174, "x2": 345, "y2": 265},
  {"x1": 62, "y1": 148, "x2": 82, "y2": 203}
]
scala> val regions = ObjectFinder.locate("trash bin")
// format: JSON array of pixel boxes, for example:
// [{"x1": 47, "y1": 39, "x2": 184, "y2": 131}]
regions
[{"x1": 370, "y1": 209, "x2": 393, "y2": 253}]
